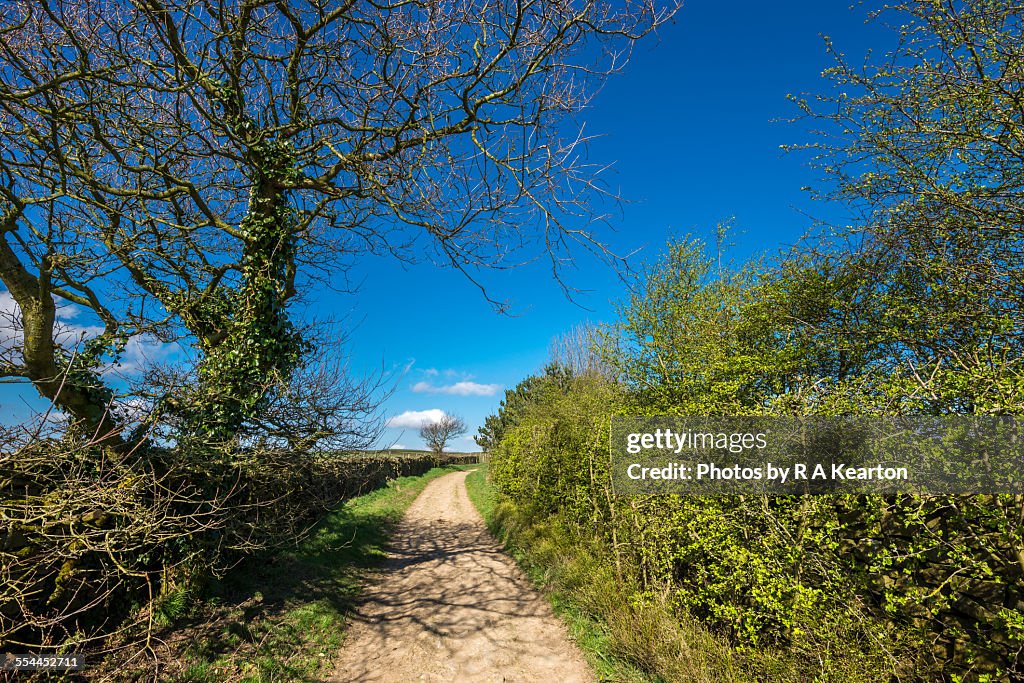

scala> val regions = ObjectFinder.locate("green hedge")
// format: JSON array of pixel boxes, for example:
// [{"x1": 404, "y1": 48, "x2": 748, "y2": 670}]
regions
[{"x1": 0, "y1": 440, "x2": 478, "y2": 657}]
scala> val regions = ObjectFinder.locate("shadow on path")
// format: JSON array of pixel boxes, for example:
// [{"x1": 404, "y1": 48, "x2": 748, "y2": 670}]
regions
[{"x1": 330, "y1": 470, "x2": 593, "y2": 683}]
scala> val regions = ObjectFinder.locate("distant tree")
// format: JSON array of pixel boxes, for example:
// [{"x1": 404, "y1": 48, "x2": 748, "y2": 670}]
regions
[
  {"x1": 476, "y1": 376, "x2": 542, "y2": 452},
  {"x1": 475, "y1": 361, "x2": 577, "y2": 451},
  {"x1": 420, "y1": 413, "x2": 467, "y2": 460}
]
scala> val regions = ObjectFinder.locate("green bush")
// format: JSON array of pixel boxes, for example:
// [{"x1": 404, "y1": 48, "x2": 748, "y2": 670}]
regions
[{"x1": 483, "y1": 236, "x2": 1024, "y2": 679}]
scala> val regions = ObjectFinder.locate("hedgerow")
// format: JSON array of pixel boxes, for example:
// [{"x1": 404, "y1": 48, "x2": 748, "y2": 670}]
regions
[
  {"x1": 485, "y1": 236, "x2": 1024, "y2": 680},
  {"x1": 0, "y1": 432, "x2": 476, "y2": 666}
]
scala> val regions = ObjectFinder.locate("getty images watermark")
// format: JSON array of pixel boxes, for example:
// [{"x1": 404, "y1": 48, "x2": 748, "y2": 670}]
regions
[{"x1": 610, "y1": 416, "x2": 1024, "y2": 495}]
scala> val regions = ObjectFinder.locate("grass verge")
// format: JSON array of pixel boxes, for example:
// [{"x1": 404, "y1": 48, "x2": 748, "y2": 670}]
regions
[
  {"x1": 465, "y1": 465, "x2": 742, "y2": 683},
  {"x1": 141, "y1": 464, "x2": 471, "y2": 682},
  {"x1": 466, "y1": 467, "x2": 909, "y2": 683}
]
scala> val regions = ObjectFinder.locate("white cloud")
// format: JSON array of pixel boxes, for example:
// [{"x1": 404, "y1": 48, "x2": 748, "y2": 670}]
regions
[
  {"x1": 0, "y1": 292, "x2": 105, "y2": 362},
  {"x1": 112, "y1": 396, "x2": 153, "y2": 423},
  {"x1": 55, "y1": 300, "x2": 82, "y2": 320},
  {"x1": 1, "y1": 289, "x2": 176, "y2": 376},
  {"x1": 42, "y1": 408, "x2": 70, "y2": 426},
  {"x1": 103, "y1": 334, "x2": 177, "y2": 377},
  {"x1": 53, "y1": 320, "x2": 105, "y2": 348},
  {"x1": 0, "y1": 290, "x2": 19, "y2": 352},
  {"x1": 385, "y1": 408, "x2": 445, "y2": 429},
  {"x1": 389, "y1": 443, "x2": 409, "y2": 450},
  {"x1": 411, "y1": 380, "x2": 501, "y2": 397},
  {"x1": 1, "y1": 288, "x2": 104, "y2": 353},
  {"x1": 0, "y1": 290, "x2": 17, "y2": 316}
]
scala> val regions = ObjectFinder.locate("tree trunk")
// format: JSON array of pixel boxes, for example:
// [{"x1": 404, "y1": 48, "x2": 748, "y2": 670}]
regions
[{"x1": 0, "y1": 235, "x2": 122, "y2": 446}]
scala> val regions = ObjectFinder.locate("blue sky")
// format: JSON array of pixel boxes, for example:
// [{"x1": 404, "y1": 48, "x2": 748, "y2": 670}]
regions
[
  {"x1": 337, "y1": 1, "x2": 889, "y2": 451},
  {"x1": 1, "y1": 2, "x2": 891, "y2": 450}
]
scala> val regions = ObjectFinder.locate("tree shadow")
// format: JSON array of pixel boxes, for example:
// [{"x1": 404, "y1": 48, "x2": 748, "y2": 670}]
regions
[
  {"x1": 331, "y1": 509, "x2": 592, "y2": 682},
  {"x1": 156, "y1": 491, "x2": 419, "y2": 682}
]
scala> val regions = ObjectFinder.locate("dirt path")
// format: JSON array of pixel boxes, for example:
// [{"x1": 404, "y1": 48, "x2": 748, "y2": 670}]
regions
[{"x1": 330, "y1": 470, "x2": 595, "y2": 683}]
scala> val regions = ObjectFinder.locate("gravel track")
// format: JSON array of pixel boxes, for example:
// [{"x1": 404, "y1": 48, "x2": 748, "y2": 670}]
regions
[{"x1": 330, "y1": 470, "x2": 594, "y2": 682}]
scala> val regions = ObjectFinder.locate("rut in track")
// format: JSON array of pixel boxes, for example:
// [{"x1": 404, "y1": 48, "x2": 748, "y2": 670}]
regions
[{"x1": 330, "y1": 470, "x2": 594, "y2": 683}]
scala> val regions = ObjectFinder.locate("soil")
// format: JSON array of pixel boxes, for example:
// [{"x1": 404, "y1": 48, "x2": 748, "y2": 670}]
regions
[{"x1": 329, "y1": 470, "x2": 595, "y2": 682}]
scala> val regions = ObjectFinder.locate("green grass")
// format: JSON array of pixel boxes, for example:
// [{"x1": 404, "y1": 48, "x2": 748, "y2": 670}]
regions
[
  {"x1": 464, "y1": 465, "x2": 496, "y2": 525},
  {"x1": 467, "y1": 467, "x2": 901, "y2": 683},
  {"x1": 174, "y1": 464, "x2": 474, "y2": 682},
  {"x1": 465, "y1": 465, "x2": 672, "y2": 683}
]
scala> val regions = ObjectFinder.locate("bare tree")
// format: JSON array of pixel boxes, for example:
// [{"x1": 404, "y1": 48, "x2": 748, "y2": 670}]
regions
[
  {"x1": 0, "y1": 1, "x2": 681, "y2": 664},
  {"x1": 0, "y1": 0, "x2": 680, "y2": 446},
  {"x1": 548, "y1": 321, "x2": 615, "y2": 379},
  {"x1": 420, "y1": 413, "x2": 467, "y2": 460}
]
